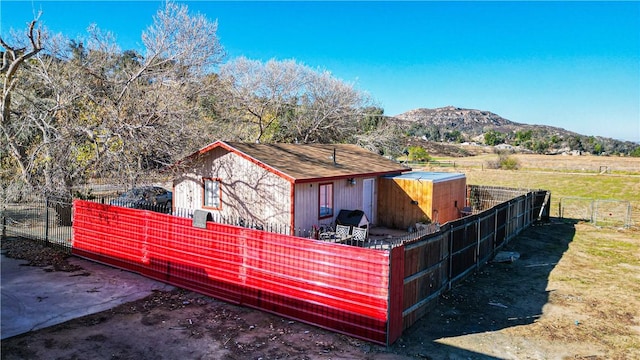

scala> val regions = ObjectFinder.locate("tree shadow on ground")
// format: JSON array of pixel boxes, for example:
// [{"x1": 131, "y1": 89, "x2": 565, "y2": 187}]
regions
[{"x1": 392, "y1": 218, "x2": 576, "y2": 359}]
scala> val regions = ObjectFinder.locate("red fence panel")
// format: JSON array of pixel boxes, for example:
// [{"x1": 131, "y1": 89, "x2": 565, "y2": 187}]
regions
[
  {"x1": 72, "y1": 200, "x2": 391, "y2": 344},
  {"x1": 386, "y1": 245, "x2": 405, "y2": 345}
]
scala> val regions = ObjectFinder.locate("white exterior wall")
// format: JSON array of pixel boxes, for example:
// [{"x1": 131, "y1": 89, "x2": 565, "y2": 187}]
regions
[
  {"x1": 174, "y1": 148, "x2": 292, "y2": 227},
  {"x1": 293, "y1": 177, "x2": 377, "y2": 233}
]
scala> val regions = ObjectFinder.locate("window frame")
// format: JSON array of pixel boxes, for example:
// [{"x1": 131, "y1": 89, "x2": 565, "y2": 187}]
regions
[
  {"x1": 202, "y1": 177, "x2": 222, "y2": 210},
  {"x1": 318, "y1": 182, "x2": 334, "y2": 219}
]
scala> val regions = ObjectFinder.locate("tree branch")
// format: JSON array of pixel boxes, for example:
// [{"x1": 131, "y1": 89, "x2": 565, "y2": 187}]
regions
[{"x1": 2, "y1": 20, "x2": 43, "y2": 126}]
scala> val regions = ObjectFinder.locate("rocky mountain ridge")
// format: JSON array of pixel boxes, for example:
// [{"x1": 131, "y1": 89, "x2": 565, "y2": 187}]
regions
[
  {"x1": 393, "y1": 106, "x2": 577, "y2": 139},
  {"x1": 388, "y1": 106, "x2": 637, "y2": 155}
]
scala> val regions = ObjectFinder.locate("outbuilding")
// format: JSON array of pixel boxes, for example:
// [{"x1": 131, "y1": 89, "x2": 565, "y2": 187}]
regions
[{"x1": 377, "y1": 171, "x2": 467, "y2": 230}]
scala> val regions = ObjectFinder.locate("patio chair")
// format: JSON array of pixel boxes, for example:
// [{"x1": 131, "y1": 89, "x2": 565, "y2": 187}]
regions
[
  {"x1": 351, "y1": 227, "x2": 368, "y2": 242},
  {"x1": 335, "y1": 224, "x2": 351, "y2": 240}
]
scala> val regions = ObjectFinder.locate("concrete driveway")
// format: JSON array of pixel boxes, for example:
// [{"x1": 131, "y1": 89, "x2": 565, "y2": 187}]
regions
[{"x1": 1, "y1": 254, "x2": 172, "y2": 339}]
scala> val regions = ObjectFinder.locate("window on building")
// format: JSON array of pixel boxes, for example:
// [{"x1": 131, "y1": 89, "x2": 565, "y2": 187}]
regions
[
  {"x1": 319, "y1": 183, "x2": 333, "y2": 218},
  {"x1": 203, "y1": 178, "x2": 221, "y2": 209}
]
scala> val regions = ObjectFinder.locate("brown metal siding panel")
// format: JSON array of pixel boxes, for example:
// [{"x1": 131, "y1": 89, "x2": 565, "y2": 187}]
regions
[
  {"x1": 378, "y1": 175, "x2": 466, "y2": 229},
  {"x1": 378, "y1": 178, "x2": 402, "y2": 229}
]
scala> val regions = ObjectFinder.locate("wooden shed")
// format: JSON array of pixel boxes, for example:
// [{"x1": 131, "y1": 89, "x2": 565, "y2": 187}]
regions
[{"x1": 377, "y1": 172, "x2": 467, "y2": 229}]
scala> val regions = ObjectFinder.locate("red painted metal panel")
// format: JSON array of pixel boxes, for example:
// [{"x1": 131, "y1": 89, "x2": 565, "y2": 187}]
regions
[
  {"x1": 386, "y1": 245, "x2": 405, "y2": 345},
  {"x1": 72, "y1": 200, "x2": 391, "y2": 344}
]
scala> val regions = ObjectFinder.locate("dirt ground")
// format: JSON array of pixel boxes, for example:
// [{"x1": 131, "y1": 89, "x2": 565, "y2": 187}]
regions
[{"x1": 2, "y1": 219, "x2": 639, "y2": 360}]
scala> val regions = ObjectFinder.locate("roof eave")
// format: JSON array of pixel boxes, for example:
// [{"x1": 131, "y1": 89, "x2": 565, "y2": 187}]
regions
[{"x1": 293, "y1": 168, "x2": 411, "y2": 184}]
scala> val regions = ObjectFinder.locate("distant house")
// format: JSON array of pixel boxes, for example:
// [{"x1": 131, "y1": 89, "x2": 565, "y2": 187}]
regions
[
  {"x1": 494, "y1": 143, "x2": 514, "y2": 151},
  {"x1": 172, "y1": 141, "x2": 410, "y2": 234}
]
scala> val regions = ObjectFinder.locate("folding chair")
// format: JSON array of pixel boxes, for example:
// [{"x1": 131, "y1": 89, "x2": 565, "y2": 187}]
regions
[
  {"x1": 335, "y1": 224, "x2": 351, "y2": 240},
  {"x1": 351, "y1": 227, "x2": 368, "y2": 246}
]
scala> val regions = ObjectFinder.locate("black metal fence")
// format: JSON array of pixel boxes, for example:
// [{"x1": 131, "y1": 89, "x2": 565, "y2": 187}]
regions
[
  {"x1": 467, "y1": 185, "x2": 538, "y2": 212},
  {"x1": 0, "y1": 195, "x2": 394, "y2": 250},
  {"x1": 1, "y1": 185, "x2": 549, "y2": 253},
  {"x1": 1, "y1": 196, "x2": 74, "y2": 251}
]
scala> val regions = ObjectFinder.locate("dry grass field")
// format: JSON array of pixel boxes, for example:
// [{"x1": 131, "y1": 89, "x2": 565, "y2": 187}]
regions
[
  {"x1": 508, "y1": 222, "x2": 640, "y2": 359},
  {"x1": 420, "y1": 153, "x2": 640, "y2": 358},
  {"x1": 426, "y1": 153, "x2": 640, "y2": 228},
  {"x1": 435, "y1": 152, "x2": 640, "y2": 175}
]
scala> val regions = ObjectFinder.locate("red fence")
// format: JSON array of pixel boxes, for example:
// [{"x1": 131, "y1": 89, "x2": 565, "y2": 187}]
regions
[
  {"x1": 71, "y1": 188, "x2": 548, "y2": 345},
  {"x1": 72, "y1": 200, "x2": 395, "y2": 345}
]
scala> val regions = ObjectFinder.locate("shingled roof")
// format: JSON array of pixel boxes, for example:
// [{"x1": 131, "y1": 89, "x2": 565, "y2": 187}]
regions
[{"x1": 188, "y1": 141, "x2": 410, "y2": 183}]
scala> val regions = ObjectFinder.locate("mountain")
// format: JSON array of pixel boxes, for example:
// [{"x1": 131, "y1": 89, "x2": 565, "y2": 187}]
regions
[
  {"x1": 388, "y1": 106, "x2": 638, "y2": 155},
  {"x1": 393, "y1": 106, "x2": 577, "y2": 139}
]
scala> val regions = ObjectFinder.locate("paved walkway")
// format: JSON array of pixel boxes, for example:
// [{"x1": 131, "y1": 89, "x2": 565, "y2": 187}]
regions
[{"x1": 1, "y1": 254, "x2": 172, "y2": 339}]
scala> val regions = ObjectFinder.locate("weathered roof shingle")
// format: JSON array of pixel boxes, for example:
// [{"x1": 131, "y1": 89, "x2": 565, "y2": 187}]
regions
[{"x1": 190, "y1": 141, "x2": 409, "y2": 182}]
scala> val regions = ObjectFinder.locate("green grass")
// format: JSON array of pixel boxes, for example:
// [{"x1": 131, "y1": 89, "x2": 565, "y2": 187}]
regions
[
  {"x1": 584, "y1": 239, "x2": 639, "y2": 266},
  {"x1": 458, "y1": 165, "x2": 640, "y2": 227},
  {"x1": 463, "y1": 169, "x2": 640, "y2": 201}
]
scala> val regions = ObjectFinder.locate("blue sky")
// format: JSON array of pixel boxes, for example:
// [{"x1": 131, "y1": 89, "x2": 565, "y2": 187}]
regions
[{"x1": 2, "y1": 1, "x2": 639, "y2": 142}]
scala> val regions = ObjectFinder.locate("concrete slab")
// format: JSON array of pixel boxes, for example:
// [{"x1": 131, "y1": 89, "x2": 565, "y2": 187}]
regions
[{"x1": 1, "y1": 254, "x2": 173, "y2": 339}]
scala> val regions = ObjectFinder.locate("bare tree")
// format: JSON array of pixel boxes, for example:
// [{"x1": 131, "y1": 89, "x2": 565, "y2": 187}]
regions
[
  {"x1": 288, "y1": 68, "x2": 372, "y2": 143},
  {"x1": 219, "y1": 58, "x2": 375, "y2": 144},
  {"x1": 1, "y1": 19, "x2": 43, "y2": 122},
  {"x1": 0, "y1": 1, "x2": 224, "y2": 201},
  {"x1": 218, "y1": 57, "x2": 305, "y2": 142},
  {"x1": 354, "y1": 119, "x2": 407, "y2": 157},
  {"x1": 1, "y1": 18, "x2": 43, "y2": 195}
]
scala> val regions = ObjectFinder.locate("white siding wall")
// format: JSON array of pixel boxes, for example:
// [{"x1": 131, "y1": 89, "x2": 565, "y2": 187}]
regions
[
  {"x1": 293, "y1": 177, "x2": 376, "y2": 233},
  {"x1": 174, "y1": 148, "x2": 291, "y2": 227},
  {"x1": 174, "y1": 173, "x2": 201, "y2": 210}
]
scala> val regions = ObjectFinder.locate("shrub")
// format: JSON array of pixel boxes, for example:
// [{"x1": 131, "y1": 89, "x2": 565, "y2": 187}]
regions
[
  {"x1": 484, "y1": 130, "x2": 505, "y2": 146},
  {"x1": 499, "y1": 155, "x2": 520, "y2": 170},
  {"x1": 407, "y1": 146, "x2": 431, "y2": 162},
  {"x1": 486, "y1": 152, "x2": 520, "y2": 170}
]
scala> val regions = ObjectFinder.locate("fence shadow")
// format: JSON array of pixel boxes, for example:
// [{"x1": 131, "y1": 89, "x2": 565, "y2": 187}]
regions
[{"x1": 393, "y1": 218, "x2": 576, "y2": 358}]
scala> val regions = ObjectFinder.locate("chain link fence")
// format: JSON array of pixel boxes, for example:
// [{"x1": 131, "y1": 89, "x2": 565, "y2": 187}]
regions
[{"x1": 559, "y1": 197, "x2": 633, "y2": 228}]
